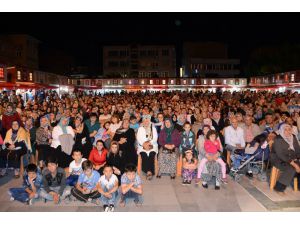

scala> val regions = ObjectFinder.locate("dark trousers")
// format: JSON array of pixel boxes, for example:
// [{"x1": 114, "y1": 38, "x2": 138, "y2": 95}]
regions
[
  {"x1": 0, "y1": 148, "x2": 27, "y2": 169},
  {"x1": 53, "y1": 146, "x2": 72, "y2": 169},
  {"x1": 66, "y1": 175, "x2": 79, "y2": 186},
  {"x1": 36, "y1": 144, "x2": 51, "y2": 162},
  {"x1": 140, "y1": 151, "x2": 156, "y2": 174},
  {"x1": 71, "y1": 187, "x2": 101, "y2": 202}
]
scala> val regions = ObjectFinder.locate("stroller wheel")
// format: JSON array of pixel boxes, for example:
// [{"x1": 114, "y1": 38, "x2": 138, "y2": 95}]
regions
[
  {"x1": 234, "y1": 174, "x2": 242, "y2": 183},
  {"x1": 252, "y1": 166, "x2": 260, "y2": 175},
  {"x1": 258, "y1": 173, "x2": 267, "y2": 182}
]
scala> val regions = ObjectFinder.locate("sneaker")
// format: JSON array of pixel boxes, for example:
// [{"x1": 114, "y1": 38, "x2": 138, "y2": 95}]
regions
[
  {"x1": 64, "y1": 195, "x2": 72, "y2": 204},
  {"x1": 202, "y1": 183, "x2": 208, "y2": 189},
  {"x1": 26, "y1": 199, "x2": 33, "y2": 205},
  {"x1": 10, "y1": 196, "x2": 14, "y2": 201},
  {"x1": 186, "y1": 181, "x2": 191, "y2": 185},
  {"x1": 246, "y1": 171, "x2": 253, "y2": 178},
  {"x1": 215, "y1": 185, "x2": 220, "y2": 190},
  {"x1": 221, "y1": 178, "x2": 228, "y2": 184},
  {"x1": 182, "y1": 180, "x2": 187, "y2": 185},
  {"x1": 134, "y1": 199, "x2": 142, "y2": 207},
  {"x1": 103, "y1": 205, "x2": 109, "y2": 212},
  {"x1": 109, "y1": 204, "x2": 115, "y2": 212},
  {"x1": 87, "y1": 198, "x2": 92, "y2": 203},
  {"x1": 0, "y1": 169, "x2": 7, "y2": 177}
]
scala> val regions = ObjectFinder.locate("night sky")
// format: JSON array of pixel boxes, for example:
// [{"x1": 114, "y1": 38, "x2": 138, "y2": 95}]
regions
[{"x1": 0, "y1": 13, "x2": 300, "y2": 75}]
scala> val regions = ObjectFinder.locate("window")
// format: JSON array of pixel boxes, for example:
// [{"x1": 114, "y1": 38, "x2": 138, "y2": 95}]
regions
[
  {"x1": 108, "y1": 61, "x2": 118, "y2": 67},
  {"x1": 170, "y1": 79, "x2": 174, "y2": 85},
  {"x1": 211, "y1": 80, "x2": 215, "y2": 85},
  {"x1": 183, "y1": 80, "x2": 187, "y2": 85},
  {"x1": 162, "y1": 80, "x2": 166, "y2": 85},
  {"x1": 113, "y1": 80, "x2": 118, "y2": 85},
  {"x1": 128, "y1": 80, "x2": 132, "y2": 85},
  {"x1": 150, "y1": 80, "x2": 153, "y2": 85},
  {"x1": 0, "y1": 68, "x2": 4, "y2": 78},
  {"x1": 291, "y1": 74, "x2": 295, "y2": 82},
  {"x1": 223, "y1": 79, "x2": 227, "y2": 84},
  {"x1": 162, "y1": 49, "x2": 169, "y2": 56},
  {"x1": 29, "y1": 72, "x2": 33, "y2": 81},
  {"x1": 203, "y1": 79, "x2": 207, "y2": 85},
  {"x1": 17, "y1": 71, "x2": 21, "y2": 80},
  {"x1": 191, "y1": 79, "x2": 195, "y2": 85},
  {"x1": 107, "y1": 80, "x2": 111, "y2": 85},
  {"x1": 230, "y1": 79, "x2": 234, "y2": 85},
  {"x1": 141, "y1": 80, "x2": 145, "y2": 85}
]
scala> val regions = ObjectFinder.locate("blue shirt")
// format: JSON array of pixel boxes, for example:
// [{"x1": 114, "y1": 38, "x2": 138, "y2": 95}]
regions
[
  {"x1": 121, "y1": 173, "x2": 142, "y2": 188},
  {"x1": 77, "y1": 170, "x2": 100, "y2": 191},
  {"x1": 22, "y1": 171, "x2": 43, "y2": 191}
]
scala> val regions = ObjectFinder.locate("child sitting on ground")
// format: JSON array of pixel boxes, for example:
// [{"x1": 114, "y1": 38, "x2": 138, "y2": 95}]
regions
[
  {"x1": 97, "y1": 165, "x2": 119, "y2": 212},
  {"x1": 182, "y1": 150, "x2": 198, "y2": 185},
  {"x1": 120, "y1": 164, "x2": 143, "y2": 207},
  {"x1": 8, "y1": 163, "x2": 42, "y2": 205},
  {"x1": 66, "y1": 149, "x2": 87, "y2": 186},
  {"x1": 198, "y1": 130, "x2": 227, "y2": 184},
  {"x1": 71, "y1": 160, "x2": 101, "y2": 204}
]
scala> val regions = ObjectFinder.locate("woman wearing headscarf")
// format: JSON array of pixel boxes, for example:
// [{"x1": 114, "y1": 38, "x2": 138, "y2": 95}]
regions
[
  {"x1": 25, "y1": 117, "x2": 37, "y2": 163},
  {"x1": 73, "y1": 115, "x2": 92, "y2": 159},
  {"x1": 1, "y1": 103, "x2": 21, "y2": 139},
  {"x1": 36, "y1": 116, "x2": 52, "y2": 169},
  {"x1": 136, "y1": 114, "x2": 158, "y2": 180},
  {"x1": 113, "y1": 118, "x2": 137, "y2": 166},
  {"x1": 0, "y1": 120, "x2": 30, "y2": 178},
  {"x1": 51, "y1": 116, "x2": 75, "y2": 169},
  {"x1": 157, "y1": 118, "x2": 181, "y2": 179},
  {"x1": 271, "y1": 123, "x2": 300, "y2": 193}
]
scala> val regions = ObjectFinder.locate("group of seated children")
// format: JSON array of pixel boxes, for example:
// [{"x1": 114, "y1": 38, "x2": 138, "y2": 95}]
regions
[{"x1": 8, "y1": 146, "x2": 143, "y2": 212}]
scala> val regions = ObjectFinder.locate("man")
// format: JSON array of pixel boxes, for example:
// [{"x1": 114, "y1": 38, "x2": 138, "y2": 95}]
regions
[
  {"x1": 240, "y1": 115, "x2": 261, "y2": 144},
  {"x1": 224, "y1": 118, "x2": 246, "y2": 153}
]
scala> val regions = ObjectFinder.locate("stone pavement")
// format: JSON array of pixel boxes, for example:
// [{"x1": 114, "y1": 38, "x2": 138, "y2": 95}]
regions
[{"x1": 0, "y1": 171, "x2": 299, "y2": 212}]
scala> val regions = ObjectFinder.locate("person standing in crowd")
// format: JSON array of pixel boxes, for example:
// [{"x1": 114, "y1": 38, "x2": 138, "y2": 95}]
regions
[
  {"x1": 157, "y1": 118, "x2": 181, "y2": 179},
  {"x1": 113, "y1": 119, "x2": 137, "y2": 166},
  {"x1": 136, "y1": 115, "x2": 158, "y2": 180}
]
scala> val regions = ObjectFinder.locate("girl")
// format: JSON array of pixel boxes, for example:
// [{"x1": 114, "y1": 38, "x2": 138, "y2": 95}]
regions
[
  {"x1": 94, "y1": 121, "x2": 111, "y2": 149},
  {"x1": 106, "y1": 141, "x2": 123, "y2": 184},
  {"x1": 179, "y1": 122, "x2": 196, "y2": 155},
  {"x1": 198, "y1": 130, "x2": 227, "y2": 184},
  {"x1": 182, "y1": 150, "x2": 198, "y2": 185},
  {"x1": 89, "y1": 140, "x2": 108, "y2": 175}
]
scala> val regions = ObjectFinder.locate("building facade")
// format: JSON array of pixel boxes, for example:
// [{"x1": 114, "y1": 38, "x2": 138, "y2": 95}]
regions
[
  {"x1": 182, "y1": 42, "x2": 240, "y2": 78},
  {"x1": 103, "y1": 44, "x2": 176, "y2": 78}
]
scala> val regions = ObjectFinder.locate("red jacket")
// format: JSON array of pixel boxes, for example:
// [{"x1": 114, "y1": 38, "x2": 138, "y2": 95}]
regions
[
  {"x1": 89, "y1": 147, "x2": 108, "y2": 166},
  {"x1": 204, "y1": 139, "x2": 221, "y2": 154},
  {"x1": 2, "y1": 112, "x2": 21, "y2": 131}
]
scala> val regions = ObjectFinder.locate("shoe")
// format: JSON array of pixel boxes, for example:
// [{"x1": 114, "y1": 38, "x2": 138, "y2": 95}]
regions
[
  {"x1": 186, "y1": 181, "x2": 191, "y2": 185},
  {"x1": 14, "y1": 169, "x2": 20, "y2": 179},
  {"x1": 26, "y1": 199, "x2": 33, "y2": 205},
  {"x1": 64, "y1": 195, "x2": 72, "y2": 204},
  {"x1": 202, "y1": 183, "x2": 208, "y2": 189},
  {"x1": 44, "y1": 199, "x2": 47, "y2": 203},
  {"x1": 87, "y1": 198, "x2": 92, "y2": 203},
  {"x1": 221, "y1": 178, "x2": 228, "y2": 184},
  {"x1": 119, "y1": 199, "x2": 125, "y2": 207},
  {"x1": 104, "y1": 205, "x2": 109, "y2": 212},
  {"x1": 182, "y1": 180, "x2": 187, "y2": 186},
  {"x1": 109, "y1": 204, "x2": 115, "y2": 212},
  {"x1": 156, "y1": 175, "x2": 161, "y2": 179},
  {"x1": 10, "y1": 196, "x2": 14, "y2": 201},
  {"x1": 170, "y1": 175, "x2": 176, "y2": 179},
  {"x1": 215, "y1": 185, "x2": 220, "y2": 190},
  {"x1": 246, "y1": 171, "x2": 253, "y2": 178},
  {"x1": 134, "y1": 199, "x2": 142, "y2": 207}
]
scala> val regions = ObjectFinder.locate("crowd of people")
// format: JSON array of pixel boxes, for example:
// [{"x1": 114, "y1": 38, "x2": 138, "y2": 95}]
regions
[{"x1": 1, "y1": 89, "x2": 300, "y2": 211}]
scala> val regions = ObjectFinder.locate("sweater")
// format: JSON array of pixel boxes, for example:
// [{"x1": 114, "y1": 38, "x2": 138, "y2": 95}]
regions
[
  {"x1": 89, "y1": 147, "x2": 108, "y2": 166},
  {"x1": 204, "y1": 139, "x2": 221, "y2": 154}
]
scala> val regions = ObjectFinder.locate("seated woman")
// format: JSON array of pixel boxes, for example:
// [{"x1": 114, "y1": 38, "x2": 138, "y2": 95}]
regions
[
  {"x1": 89, "y1": 140, "x2": 108, "y2": 175},
  {"x1": 0, "y1": 120, "x2": 30, "y2": 178},
  {"x1": 113, "y1": 119, "x2": 137, "y2": 166},
  {"x1": 137, "y1": 115, "x2": 158, "y2": 180},
  {"x1": 24, "y1": 117, "x2": 37, "y2": 164},
  {"x1": 157, "y1": 118, "x2": 181, "y2": 179},
  {"x1": 51, "y1": 116, "x2": 75, "y2": 169},
  {"x1": 73, "y1": 115, "x2": 93, "y2": 159},
  {"x1": 271, "y1": 124, "x2": 300, "y2": 193},
  {"x1": 107, "y1": 141, "x2": 124, "y2": 184}
]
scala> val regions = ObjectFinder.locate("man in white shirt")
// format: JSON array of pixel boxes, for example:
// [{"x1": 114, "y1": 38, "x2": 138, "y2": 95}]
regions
[{"x1": 225, "y1": 118, "x2": 246, "y2": 151}]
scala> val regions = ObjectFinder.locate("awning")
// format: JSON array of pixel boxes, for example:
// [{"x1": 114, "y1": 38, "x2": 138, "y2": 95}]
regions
[{"x1": 0, "y1": 82, "x2": 58, "y2": 90}]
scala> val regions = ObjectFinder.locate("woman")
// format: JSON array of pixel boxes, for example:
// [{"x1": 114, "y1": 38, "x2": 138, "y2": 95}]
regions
[
  {"x1": 157, "y1": 118, "x2": 181, "y2": 179},
  {"x1": 94, "y1": 121, "x2": 111, "y2": 149},
  {"x1": 137, "y1": 114, "x2": 158, "y2": 180},
  {"x1": 24, "y1": 117, "x2": 37, "y2": 163},
  {"x1": 73, "y1": 115, "x2": 93, "y2": 159},
  {"x1": 36, "y1": 116, "x2": 52, "y2": 169},
  {"x1": 196, "y1": 125, "x2": 211, "y2": 160},
  {"x1": 51, "y1": 116, "x2": 75, "y2": 169},
  {"x1": 108, "y1": 114, "x2": 122, "y2": 139},
  {"x1": 271, "y1": 124, "x2": 300, "y2": 193},
  {"x1": 89, "y1": 140, "x2": 108, "y2": 175},
  {"x1": 1, "y1": 103, "x2": 21, "y2": 139},
  {"x1": 106, "y1": 141, "x2": 123, "y2": 184},
  {"x1": 113, "y1": 119, "x2": 137, "y2": 166},
  {"x1": 0, "y1": 121, "x2": 30, "y2": 178}
]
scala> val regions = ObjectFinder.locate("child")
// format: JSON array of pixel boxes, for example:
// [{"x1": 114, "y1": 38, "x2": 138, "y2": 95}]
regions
[
  {"x1": 71, "y1": 160, "x2": 101, "y2": 203},
  {"x1": 66, "y1": 149, "x2": 87, "y2": 186},
  {"x1": 179, "y1": 122, "x2": 196, "y2": 154},
  {"x1": 120, "y1": 164, "x2": 143, "y2": 207},
  {"x1": 182, "y1": 150, "x2": 198, "y2": 185},
  {"x1": 40, "y1": 156, "x2": 71, "y2": 204},
  {"x1": 106, "y1": 141, "x2": 123, "y2": 184},
  {"x1": 198, "y1": 130, "x2": 227, "y2": 185},
  {"x1": 8, "y1": 163, "x2": 42, "y2": 205},
  {"x1": 97, "y1": 165, "x2": 119, "y2": 212},
  {"x1": 129, "y1": 115, "x2": 139, "y2": 133},
  {"x1": 94, "y1": 121, "x2": 111, "y2": 149}
]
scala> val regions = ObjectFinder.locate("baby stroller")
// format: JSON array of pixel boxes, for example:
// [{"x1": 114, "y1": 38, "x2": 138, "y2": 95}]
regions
[{"x1": 230, "y1": 145, "x2": 270, "y2": 183}]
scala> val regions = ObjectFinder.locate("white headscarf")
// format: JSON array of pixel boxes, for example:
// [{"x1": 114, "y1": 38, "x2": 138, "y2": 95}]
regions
[{"x1": 279, "y1": 123, "x2": 295, "y2": 151}]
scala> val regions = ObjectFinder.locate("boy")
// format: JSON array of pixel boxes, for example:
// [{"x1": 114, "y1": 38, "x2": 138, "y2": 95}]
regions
[
  {"x1": 66, "y1": 149, "x2": 87, "y2": 186},
  {"x1": 120, "y1": 164, "x2": 143, "y2": 207},
  {"x1": 129, "y1": 115, "x2": 139, "y2": 133},
  {"x1": 71, "y1": 160, "x2": 101, "y2": 203},
  {"x1": 97, "y1": 165, "x2": 119, "y2": 212},
  {"x1": 40, "y1": 156, "x2": 71, "y2": 204},
  {"x1": 8, "y1": 163, "x2": 42, "y2": 205}
]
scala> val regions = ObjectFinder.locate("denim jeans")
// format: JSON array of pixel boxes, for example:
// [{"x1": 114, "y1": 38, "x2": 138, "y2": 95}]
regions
[
  {"x1": 9, "y1": 187, "x2": 39, "y2": 203},
  {"x1": 231, "y1": 153, "x2": 251, "y2": 170},
  {"x1": 39, "y1": 186, "x2": 71, "y2": 201},
  {"x1": 100, "y1": 187, "x2": 117, "y2": 205},
  {"x1": 121, "y1": 190, "x2": 142, "y2": 203},
  {"x1": 66, "y1": 175, "x2": 79, "y2": 186}
]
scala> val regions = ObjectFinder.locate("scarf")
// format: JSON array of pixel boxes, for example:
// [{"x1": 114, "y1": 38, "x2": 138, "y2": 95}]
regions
[
  {"x1": 58, "y1": 116, "x2": 69, "y2": 134},
  {"x1": 4, "y1": 126, "x2": 32, "y2": 151},
  {"x1": 164, "y1": 118, "x2": 174, "y2": 143},
  {"x1": 279, "y1": 124, "x2": 295, "y2": 151},
  {"x1": 116, "y1": 121, "x2": 129, "y2": 134},
  {"x1": 4, "y1": 109, "x2": 16, "y2": 116}
]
